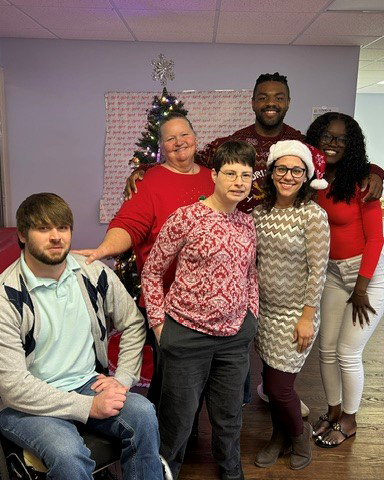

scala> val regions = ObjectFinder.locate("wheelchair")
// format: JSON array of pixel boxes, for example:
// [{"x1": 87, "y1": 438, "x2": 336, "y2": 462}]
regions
[{"x1": 0, "y1": 426, "x2": 121, "y2": 480}]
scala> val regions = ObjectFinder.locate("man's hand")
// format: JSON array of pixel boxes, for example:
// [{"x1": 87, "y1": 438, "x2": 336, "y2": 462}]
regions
[
  {"x1": 361, "y1": 173, "x2": 383, "y2": 202},
  {"x1": 153, "y1": 323, "x2": 164, "y2": 345},
  {"x1": 124, "y1": 170, "x2": 145, "y2": 200},
  {"x1": 89, "y1": 384, "x2": 128, "y2": 419},
  {"x1": 91, "y1": 374, "x2": 125, "y2": 393}
]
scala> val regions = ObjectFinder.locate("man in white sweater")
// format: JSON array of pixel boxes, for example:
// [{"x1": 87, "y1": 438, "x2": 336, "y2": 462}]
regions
[{"x1": 0, "y1": 192, "x2": 165, "y2": 480}]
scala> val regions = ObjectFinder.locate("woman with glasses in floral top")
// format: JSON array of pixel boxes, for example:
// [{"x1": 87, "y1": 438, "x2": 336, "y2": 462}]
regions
[{"x1": 142, "y1": 140, "x2": 259, "y2": 480}]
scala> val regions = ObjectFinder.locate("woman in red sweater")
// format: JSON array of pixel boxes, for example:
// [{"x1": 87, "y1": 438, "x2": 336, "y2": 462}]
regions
[{"x1": 306, "y1": 112, "x2": 384, "y2": 448}]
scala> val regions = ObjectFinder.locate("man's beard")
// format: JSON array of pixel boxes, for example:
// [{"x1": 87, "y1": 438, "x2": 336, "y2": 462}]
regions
[
  {"x1": 256, "y1": 109, "x2": 287, "y2": 130},
  {"x1": 27, "y1": 242, "x2": 70, "y2": 266}
]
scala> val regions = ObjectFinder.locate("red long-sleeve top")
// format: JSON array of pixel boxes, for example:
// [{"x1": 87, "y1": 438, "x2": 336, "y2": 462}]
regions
[{"x1": 316, "y1": 186, "x2": 383, "y2": 278}]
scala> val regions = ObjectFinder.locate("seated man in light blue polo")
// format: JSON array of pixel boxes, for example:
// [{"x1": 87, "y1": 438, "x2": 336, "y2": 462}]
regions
[{"x1": 0, "y1": 192, "x2": 166, "y2": 480}]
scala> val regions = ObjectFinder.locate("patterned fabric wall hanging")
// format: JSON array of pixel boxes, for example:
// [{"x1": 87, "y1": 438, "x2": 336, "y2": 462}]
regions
[{"x1": 100, "y1": 90, "x2": 254, "y2": 223}]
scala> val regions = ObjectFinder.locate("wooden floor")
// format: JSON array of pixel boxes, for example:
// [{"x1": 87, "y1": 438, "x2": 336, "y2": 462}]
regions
[{"x1": 177, "y1": 318, "x2": 384, "y2": 480}]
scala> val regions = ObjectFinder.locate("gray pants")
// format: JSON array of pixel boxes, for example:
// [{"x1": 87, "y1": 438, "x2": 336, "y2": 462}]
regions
[{"x1": 158, "y1": 311, "x2": 257, "y2": 479}]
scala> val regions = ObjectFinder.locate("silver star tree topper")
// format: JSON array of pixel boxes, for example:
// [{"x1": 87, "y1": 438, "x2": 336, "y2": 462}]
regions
[{"x1": 151, "y1": 54, "x2": 175, "y2": 87}]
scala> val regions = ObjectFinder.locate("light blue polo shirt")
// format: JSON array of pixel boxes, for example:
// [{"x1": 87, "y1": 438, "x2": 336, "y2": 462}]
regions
[{"x1": 21, "y1": 253, "x2": 97, "y2": 391}]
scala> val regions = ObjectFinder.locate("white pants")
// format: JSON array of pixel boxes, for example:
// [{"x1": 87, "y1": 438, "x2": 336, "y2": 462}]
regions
[{"x1": 319, "y1": 252, "x2": 384, "y2": 414}]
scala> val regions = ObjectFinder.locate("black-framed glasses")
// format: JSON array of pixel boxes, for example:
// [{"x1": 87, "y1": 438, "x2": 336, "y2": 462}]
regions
[
  {"x1": 219, "y1": 170, "x2": 253, "y2": 182},
  {"x1": 273, "y1": 165, "x2": 306, "y2": 179},
  {"x1": 320, "y1": 132, "x2": 347, "y2": 147}
]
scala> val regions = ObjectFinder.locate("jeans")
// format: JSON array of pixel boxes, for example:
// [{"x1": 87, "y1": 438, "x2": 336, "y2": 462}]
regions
[
  {"x1": 158, "y1": 311, "x2": 256, "y2": 479},
  {"x1": 0, "y1": 377, "x2": 163, "y2": 480},
  {"x1": 319, "y1": 253, "x2": 384, "y2": 414}
]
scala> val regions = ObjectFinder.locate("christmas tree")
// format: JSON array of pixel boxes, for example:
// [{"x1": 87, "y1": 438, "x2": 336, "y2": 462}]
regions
[
  {"x1": 114, "y1": 250, "x2": 141, "y2": 303},
  {"x1": 131, "y1": 87, "x2": 188, "y2": 166}
]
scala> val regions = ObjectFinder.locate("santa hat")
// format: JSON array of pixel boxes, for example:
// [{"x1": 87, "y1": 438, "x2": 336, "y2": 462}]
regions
[{"x1": 267, "y1": 140, "x2": 328, "y2": 190}]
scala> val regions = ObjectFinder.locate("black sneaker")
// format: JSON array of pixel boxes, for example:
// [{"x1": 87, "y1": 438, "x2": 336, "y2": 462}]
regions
[{"x1": 220, "y1": 464, "x2": 244, "y2": 480}]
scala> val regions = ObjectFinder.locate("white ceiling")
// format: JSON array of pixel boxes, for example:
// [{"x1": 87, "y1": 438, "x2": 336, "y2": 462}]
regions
[{"x1": 1, "y1": 0, "x2": 384, "y2": 93}]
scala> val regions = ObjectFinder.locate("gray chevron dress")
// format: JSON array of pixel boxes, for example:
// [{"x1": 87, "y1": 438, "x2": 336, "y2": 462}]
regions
[{"x1": 252, "y1": 201, "x2": 330, "y2": 373}]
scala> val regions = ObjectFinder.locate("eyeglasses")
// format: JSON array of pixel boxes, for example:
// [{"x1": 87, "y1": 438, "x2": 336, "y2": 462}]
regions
[
  {"x1": 219, "y1": 170, "x2": 253, "y2": 182},
  {"x1": 320, "y1": 132, "x2": 347, "y2": 147},
  {"x1": 273, "y1": 165, "x2": 306, "y2": 179}
]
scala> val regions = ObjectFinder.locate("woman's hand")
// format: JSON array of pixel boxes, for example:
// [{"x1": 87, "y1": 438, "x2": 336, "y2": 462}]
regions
[
  {"x1": 349, "y1": 275, "x2": 376, "y2": 328},
  {"x1": 293, "y1": 306, "x2": 316, "y2": 353},
  {"x1": 71, "y1": 246, "x2": 107, "y2": 264},
  {"x1": 72, "y1": 229, "x2": 133, "y2": 265},
  {"x1": 347, "y1": 291, "x2": 376, "y2": 328},
  {"x1": 293, "y1": 317, "x2": 314, "y2": 353},
  {"x1": 153, "y1": 323, "x2": 164, "y2": 345}
]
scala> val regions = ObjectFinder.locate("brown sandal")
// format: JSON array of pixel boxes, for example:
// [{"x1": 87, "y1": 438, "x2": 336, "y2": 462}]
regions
[{"x1": 312, "y1": 414, "x2": 332, "y2": 438}]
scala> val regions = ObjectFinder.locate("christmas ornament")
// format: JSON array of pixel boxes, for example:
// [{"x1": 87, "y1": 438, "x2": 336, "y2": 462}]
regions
[{"x1": 152, "y1": 53, "x2": 175, "y2": 87}]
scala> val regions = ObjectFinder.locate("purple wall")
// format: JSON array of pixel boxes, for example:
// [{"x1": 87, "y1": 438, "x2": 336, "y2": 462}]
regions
[{"x1": 1, "y1": 39, "x2": 359, "y2": 248}]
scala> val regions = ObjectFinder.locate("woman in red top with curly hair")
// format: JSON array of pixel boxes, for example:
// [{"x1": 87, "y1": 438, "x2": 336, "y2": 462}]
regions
[{"x1": 306, "y1": 112, "x2": 384, "y2": 448}]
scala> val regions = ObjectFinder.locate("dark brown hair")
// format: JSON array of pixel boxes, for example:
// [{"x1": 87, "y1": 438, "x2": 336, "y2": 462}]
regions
[
  {"x1": 213, "y1": 140, "x2": 255, "y2": 172},
  {"x1": 16, "y1": 193, "x2": 73, "y2": 248},
  {"x1": 262, "y1": 163, "x2": 314, "y2": 212}
]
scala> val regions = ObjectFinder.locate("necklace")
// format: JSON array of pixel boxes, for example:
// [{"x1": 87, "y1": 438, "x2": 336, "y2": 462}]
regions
[{"x1": 162, "y1": 162, "x2": 197, "y2": 174}]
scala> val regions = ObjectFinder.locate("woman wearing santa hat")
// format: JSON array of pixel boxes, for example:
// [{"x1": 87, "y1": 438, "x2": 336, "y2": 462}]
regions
[{"x1": 253, "y1": 139, "x2": 330, "y2": 471}]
